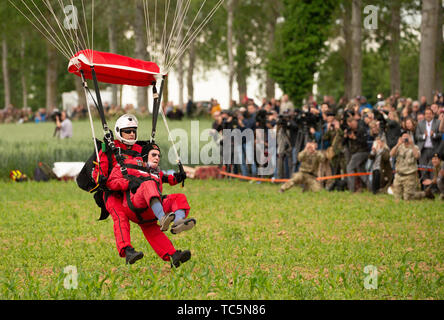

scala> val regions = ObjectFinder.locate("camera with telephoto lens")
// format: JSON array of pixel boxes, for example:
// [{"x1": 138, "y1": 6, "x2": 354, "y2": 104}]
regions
[
  {"x1": 255, "y1": 109, "x2": 270, "y2": 129},
  {"x1": 277, "y1": 114, "x2": 292, "y2": 128},
  {"x1": 294, "y1": 109, "x2": 317, "y2": 129},
  {"x1": 50, "y1": 109, "x2": 62, "y2": 122},
  {"x1": 221, "y1": 110, "x2": 238, "y2": 129}
]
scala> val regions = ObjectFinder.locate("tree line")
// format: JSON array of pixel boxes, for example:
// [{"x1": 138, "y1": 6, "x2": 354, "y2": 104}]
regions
[{"x1": 0, "y1": 0, "x2": 443, "y2": 112}]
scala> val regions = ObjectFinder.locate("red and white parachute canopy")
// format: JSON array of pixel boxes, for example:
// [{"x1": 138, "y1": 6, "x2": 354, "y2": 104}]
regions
[{"x1": 68, "y1": 50, "x2": 162, "y2": 87}]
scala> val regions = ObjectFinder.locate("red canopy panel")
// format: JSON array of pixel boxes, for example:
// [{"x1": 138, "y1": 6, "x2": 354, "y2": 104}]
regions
[{"x1": 68, "y1": 50, "x2": 162, "y2": 87}]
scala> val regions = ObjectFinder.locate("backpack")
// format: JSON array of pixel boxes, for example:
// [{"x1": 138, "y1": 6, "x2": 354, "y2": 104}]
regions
[
  {"x1": 34, "y1": 162, "x2": 57, "y2": 182},
  {"x1": 76, "y1": 139, "x2": 151, "y2": 221},
  {"x1": 9, "y1": 170, "x2": 28, "y2": 182},
  {"x1": 76, "y1": 139, "x2": 112, "y2": 220}
]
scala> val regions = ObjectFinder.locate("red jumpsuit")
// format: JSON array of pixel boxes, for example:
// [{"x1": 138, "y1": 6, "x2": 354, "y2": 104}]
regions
[{"x1": 94, "y1": 140, "x2": 190, "y2": 261}]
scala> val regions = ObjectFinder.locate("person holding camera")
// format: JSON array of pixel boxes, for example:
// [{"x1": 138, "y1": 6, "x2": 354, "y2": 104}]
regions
[
  {"x1": 276, "y1": 114, "x2": 294, "y2": 179},
  {"x1": 279, "y1": 141, "x2": 325, "y2": 193},
  {"x1": 324, "y1": 118, "x2": 348, "y2": 191},
  {"x1": 415, "y1": 108, "x2": 441, "y2": 180},
  {"x1": 421, "y1": 153, "x2": 444, "y2": 199},
  {"x1": 369, "y1": 137, "x2": 392, "y2": 194},
  {"x1": 390, "y1": 132, "x2": 433, "y2": 200},
  {"x1": 344, "y1": 117, "x2": 370, "y2": 192},
  {"x1": 55, "y1": 110, "x2": 73, "y2": 139}
]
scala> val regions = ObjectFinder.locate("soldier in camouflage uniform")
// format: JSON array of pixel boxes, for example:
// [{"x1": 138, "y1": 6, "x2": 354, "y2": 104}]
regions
[
  {"x1": 324, "y1": 119, "x2": 347, "y2": 191},
  {"x1": 439, "y1": 160, "x2": 444, "y2": 200},
  {"x1": 422, "y1": 153, "x2": 444, "y2": 199},
  {"x1": 279, "y1": 142, "x2": 325, "y2": 193},
  {"x1": 390, "y1": 133, "x2": 433, "y2": 200}
]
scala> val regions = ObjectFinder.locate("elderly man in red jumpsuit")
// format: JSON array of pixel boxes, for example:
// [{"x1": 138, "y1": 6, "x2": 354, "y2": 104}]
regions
[{"x1": 94, "y1": 114, "x2": 196, "y2": 267}]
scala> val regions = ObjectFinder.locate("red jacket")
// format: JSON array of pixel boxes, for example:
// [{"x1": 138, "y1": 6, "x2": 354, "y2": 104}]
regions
[
  {"x1": 92, "y1": 140, "x2": 141, "y2": 182},
  {"x1": 105, "y1": 148, "x2": 179, "y2": 193}
]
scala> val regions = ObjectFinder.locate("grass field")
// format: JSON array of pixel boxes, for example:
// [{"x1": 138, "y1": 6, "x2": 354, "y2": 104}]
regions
[
  {"x1": 0, "y1": 116, "x2": 214, "y2": 179},
  {"x1": 1, "y1": 179, "x2": 443, "y2": 300}
]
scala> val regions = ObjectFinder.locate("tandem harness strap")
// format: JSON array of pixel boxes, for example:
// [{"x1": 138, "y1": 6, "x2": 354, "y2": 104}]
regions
[{"x1": 80, "y1": 67, "x2": 130, "y2": 181}]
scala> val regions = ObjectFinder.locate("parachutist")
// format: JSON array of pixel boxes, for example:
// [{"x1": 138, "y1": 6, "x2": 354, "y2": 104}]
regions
[{"x1": 90, "y1": 114, "x2": 195, "y2": 267}]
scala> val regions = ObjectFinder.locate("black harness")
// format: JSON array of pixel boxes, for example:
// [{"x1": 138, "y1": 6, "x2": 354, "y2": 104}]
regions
[
  {"x1": 77, "y1": 67, "x2": 177, "y2": 222},
  {"x1": 120, "y1": 152, "x2": 165, "y2": 225}
]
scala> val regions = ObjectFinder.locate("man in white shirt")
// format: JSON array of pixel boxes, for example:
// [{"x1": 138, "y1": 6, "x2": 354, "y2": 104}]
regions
[
  {"x1": 55, "y1": 111, "x2": 73, "y2": 139},
  {"x1": 415, "y1": 108, "x2": 441, "y2": 179},
  {"x1": 279, "y1": 94, "x2": 294, "y2": 115}
]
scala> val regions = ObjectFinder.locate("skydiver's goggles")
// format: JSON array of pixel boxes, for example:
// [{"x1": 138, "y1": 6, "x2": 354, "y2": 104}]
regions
[{"x1": 121, "y1": 128, "x2": 137, "y2": 134}]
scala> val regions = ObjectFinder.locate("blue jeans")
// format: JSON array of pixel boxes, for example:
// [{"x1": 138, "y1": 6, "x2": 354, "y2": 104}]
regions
[{"x1": 240, "y1": 141, "x2": 257, "y2": 177}]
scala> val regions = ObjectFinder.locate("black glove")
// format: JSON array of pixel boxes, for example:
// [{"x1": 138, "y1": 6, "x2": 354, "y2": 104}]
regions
[
  {"x1": 174, "y1": 171, "x2": 187, "y2": 184},
  {"x1": 128, "y1": 177, "x2": 144, "y2": 194}
]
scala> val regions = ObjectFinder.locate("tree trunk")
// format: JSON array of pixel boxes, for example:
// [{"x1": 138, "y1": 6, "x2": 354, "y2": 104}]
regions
[
  {"x1": 20, "y1": 37, "x2": 28, "y2": 109},
  {"x1": 2, "y1": 38, "x2": 11, "y2": 109},
  {"x1": 119, "y1": 84, "x2": 123, "y2": 108},
  {"x1": 227, "y1": 0, "x2": 235, "y2": 104},
  {"x1": 265, "y1": 19, "x2": 276, "y2": 99},
  {"x1": 108, "y1": 2, "x2": 118, "y2": 106},
  {"x1": 236, "y1": 42, "x2": 248, "y2": 102},
  {"x1": 350, "y1": 0, "x2": 362, "y2": 99},
  {"x1": 389, "y1": 1, "x2": 401, "y2": 96},
  {"x1": 177, "y1": 29, "x2": 184, "y2": 110},
  {"x1": 163, "y1": 76, "x2": 169, "y2": 108},
  {"x1": 187, "y1": 40, "x2": 195, "y2": 102},
  {"x1": 435, "y1": 3, "x2": 443, "y2": 92},
  {"x1": 74, "y1": 76, "x2": 86, "y2": 111},
  {"x1": 419, "y1": 0, "x2": 439, "y2": 102},
  {"x1": 46, "y1": 43, "x2": 58, "y2": 111},
  {"x1": 134, "y1": 1, "x2": 148, "y2": 110},
  {"x1": 343, "y1": 1, "x2": 353, "y2": 101}
]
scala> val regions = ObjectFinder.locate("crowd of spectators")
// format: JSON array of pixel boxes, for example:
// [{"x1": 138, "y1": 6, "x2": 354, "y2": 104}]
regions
[
  {"x1": 2, "y1": 90, "x2": 443, "y2": 198},
  {"x1": 0, "y1": 102, "x2": 149, "y2": 124},
  {"x1": 210, "y1": 92, "x2": 444, "y2": 199}
]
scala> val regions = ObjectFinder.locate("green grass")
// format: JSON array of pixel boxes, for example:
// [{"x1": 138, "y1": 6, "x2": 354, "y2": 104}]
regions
[
  {"x1": 1, "y1": 179, "x2": 443, "y2": 300},
  {"x1": 0, "y1": 116, "x2": 213, "y2": 179}
]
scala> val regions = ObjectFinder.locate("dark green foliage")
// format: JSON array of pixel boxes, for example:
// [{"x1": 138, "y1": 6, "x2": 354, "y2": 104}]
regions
[
  {"x1": 317, "y1": 0, "x2": 423, "y2": 104},
  {"x1": 267, "y1": 0, "x2": 338, "y2": 106}
]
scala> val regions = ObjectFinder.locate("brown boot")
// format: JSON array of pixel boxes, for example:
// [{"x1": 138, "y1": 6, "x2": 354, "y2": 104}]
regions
[{"x1": 425, "y1": 188, "x2": 435, "y2": 200}]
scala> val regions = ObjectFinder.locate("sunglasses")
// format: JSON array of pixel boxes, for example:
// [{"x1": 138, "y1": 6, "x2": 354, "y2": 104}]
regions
[
  {"x1": 121, "y1": 128, "x2": 137, "y2": 134},
  {"x1": 150, "y1": 153, "x2": 161, "y2": 158}
]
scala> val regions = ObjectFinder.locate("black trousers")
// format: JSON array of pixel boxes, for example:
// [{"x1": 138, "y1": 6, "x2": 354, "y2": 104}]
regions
[{"x1": 371, "y1": 170, "x2": 381, "y2": 194}]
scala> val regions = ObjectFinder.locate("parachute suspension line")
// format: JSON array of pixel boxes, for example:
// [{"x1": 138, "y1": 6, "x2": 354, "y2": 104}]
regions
[
  {"x1": 90, "y1": 66, "x2": 109, "y2": 133},
  {"x1": 91, "y1": 0, "x2": 95, "y2": 64},
  {"x1": 160, "y1": 0, "x2": 172, "y2": 69},
  {"x1": 143, "y1": 0, "x2": 152, "y2": 61},
  {"x1": 51, "y1": 0, "x2": 83, "y2": 55},
  {"x1": 80, "y1": 70, "x2": 100, "y2": 167},
  {"x1": 165, "y1": 0, "x2": 198, "y2": 65},
  {"x1": 32, "y1": 0, "x2": 76, "y2": 58},
  {"x1": 165, "y1": 0, "x2": 224, "y2": 73},
  {"x1": 8, "y1": 0, "x2": 71, "y2": 60},
  {"x1": 163, "y1": 0, "x2": 191, "y2": 69},
  {"x1": 65, "y1": 0, "x2": 88, "y2": 56},
  {"x1": 46, "y1": 0, "x2": 87, "y2": 59},
  {"x1": 158, "y1": 97, "x2": 186, "y2": 187},
  {"x1": 153, "y1": 0, "x2": 158, "y2": 66},
  {"x1": 160, "y1": 104, "x2": 180, "y2": 163},
  {"x1": 150, "y1": 76, "x2": 166, "y2": 143},
  {"x1": 161, "y1": 0, "x2": 187, "y2": 70}
]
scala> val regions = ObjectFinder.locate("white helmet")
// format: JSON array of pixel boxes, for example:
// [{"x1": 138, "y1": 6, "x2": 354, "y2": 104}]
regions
[{"x1": 114, "y1": 114, "x2": 138, "y2": 145}]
